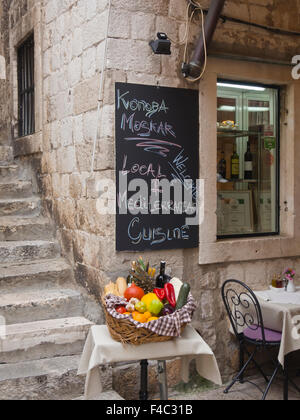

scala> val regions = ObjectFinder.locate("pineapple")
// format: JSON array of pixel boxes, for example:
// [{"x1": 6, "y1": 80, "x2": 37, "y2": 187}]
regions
[{"x1": 129, "y1": 257, "x2": 156, "y2": 294}]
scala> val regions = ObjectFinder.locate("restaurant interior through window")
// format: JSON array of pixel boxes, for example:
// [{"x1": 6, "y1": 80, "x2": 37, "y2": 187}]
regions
[{"x1": 216, "y1": 80, "x2": 279, "y2": 238}]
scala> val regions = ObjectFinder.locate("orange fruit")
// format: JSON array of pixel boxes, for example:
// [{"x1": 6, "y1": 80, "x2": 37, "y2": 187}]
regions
[
  {"x1": 144, "y1": 311, "x2": 152, "y2": 320},
  {"x1": 147, "y1": 317, "x2": 159, "y2": 322},
  {"x1": 131, "y1": 311, "x2": 140, "y2": 318},
  {"x1": 132, "y1": 313, "x2": 148, "y2": 323}
]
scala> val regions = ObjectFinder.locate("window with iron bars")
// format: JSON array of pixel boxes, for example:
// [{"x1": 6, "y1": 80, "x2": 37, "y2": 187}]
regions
[{"x1": 17, "y1": 34, "x2": 35, "y2": 138}]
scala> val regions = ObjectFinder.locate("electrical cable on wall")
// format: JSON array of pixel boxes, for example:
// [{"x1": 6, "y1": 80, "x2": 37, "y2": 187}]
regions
[
  {"x1": 168, "y1": 1, "x2": 208, "y2": 83},
  {"x1": 90, "y1": 0, "x2": 112, "y2": 174}
]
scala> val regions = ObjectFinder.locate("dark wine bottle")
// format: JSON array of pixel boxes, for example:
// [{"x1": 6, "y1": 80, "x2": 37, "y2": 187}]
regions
[
  {"x1": 244, "y1": 142, "x2": 253, "y2": 180},
  {"x1": 155, "y1": 261, "x2": 169, "y2": 288},
  {"x1": 231, "y1": 143, "x2": 240, "y2": 180},
  {"x1": 218, "y1": 151, "x2": 227, "y2": 179}
]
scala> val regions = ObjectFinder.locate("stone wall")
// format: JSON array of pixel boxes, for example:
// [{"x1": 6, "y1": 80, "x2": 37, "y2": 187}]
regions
[
  {"x1": 3, "y1": 0, "x2": 300, "y2": 383},
  {"x1": 0, "y1": 0, "x2": 12, "y2": 144}
]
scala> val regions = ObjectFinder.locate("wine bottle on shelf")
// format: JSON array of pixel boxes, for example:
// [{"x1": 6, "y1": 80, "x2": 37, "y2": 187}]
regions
[
  {"x1": 155, "y1": 261, "x2": 169, "y2": 288},
  {"x1": 244, "y1": 141, "x2": 253, "y2": 180},
  {"x1": 218, "y1": 151, "x2": 227, "y2": 180},
  {"x1": 231, "y1": 143, "x2": 240, "y2": 180}
]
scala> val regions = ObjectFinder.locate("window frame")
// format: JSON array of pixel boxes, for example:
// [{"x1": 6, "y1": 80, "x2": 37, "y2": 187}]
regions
[
  {"x1": 17, "y1": 33, "x2": 35, "y2": 138},
  {"x1": 216, "y1": 78, "x2": 281, "y2": 241},
  {"x1": 198, "y1": 58, "x2": 300, "y2": 265}
]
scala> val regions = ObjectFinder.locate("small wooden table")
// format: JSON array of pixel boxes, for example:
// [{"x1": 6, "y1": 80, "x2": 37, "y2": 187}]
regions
[{"x1": 78, "y1": 325, "x2": 222, "y2": 400}]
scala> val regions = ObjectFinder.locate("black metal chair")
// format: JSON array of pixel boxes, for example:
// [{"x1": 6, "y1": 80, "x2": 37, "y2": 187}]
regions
[{"x1": 221, "y1": 279, "x2": 300, "y2": 400}]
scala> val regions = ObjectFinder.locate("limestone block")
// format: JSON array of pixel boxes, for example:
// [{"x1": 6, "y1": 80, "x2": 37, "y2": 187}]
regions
[
  {"x1": 60, "y1": 117, "x2": 74, "y2": 147},
  {"x1": 131, "y1": 12, "x2": 155, "y2": 41},
  {"x1": 108, "y1": 8, "x2": 131, "y2": 39},
  {"x1": 83, "y1": 109, "x2": 98, "y2": 142},
  {"x1": 74, "y1": 75, "x2": 99, "y2": 115},
  {"x1": 86, "y1": 0, "x2": 98, "y2": 20},
  {"x1": 168, "y1": 0, "x2": 189, "y2": 21},
  {"x1": 45, "y1": 0, "x2": 58, "y2": 24},
  {"x1": 57, "y1": 146, "x2": 77, "y2": 174},
  {"x1": 106, "y1": 38, "x2": 161, "y2": 74},
  {"x1": 82, "y1": 11, "x2": 108, "y2": 50},
  {"x1": 72, "y1": 27, "x2": 83, "y2": 58},
  {"x1": 73, "y1": 114, "x2": 84, "y2": 145},
  {"x1": 111, "y1": 0, "x2": 170, "y2": 16},
  {"x1": 71, "y1": 0, "x2": 86, "y2": 28},
  {"x1": 82, "y1": 47, "x2": 96, "y2": 79},
  {"x1": 68, "y1": 56, "x2": 82, "y2": 87},
  {"x1": 100, "y1": 105, "x2": 114, "y2": 138},
  {"x1": 94, "y1": 137, "x2": 114, "y2": 171}
]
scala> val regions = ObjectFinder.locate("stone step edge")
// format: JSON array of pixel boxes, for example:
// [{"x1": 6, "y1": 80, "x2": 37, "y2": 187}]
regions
[
  {"x1": 0, "y1": 317, "x2": 94, "y2": 353},
  {"x1": 0, "y1": 287, "x2": 82, "y2": 308},
  {"x1": 0, "y1": 215, "x2": 51, "y2": 226},
  {"x1": 0, "y1": 354, "x2": 81, "y2": 382}
]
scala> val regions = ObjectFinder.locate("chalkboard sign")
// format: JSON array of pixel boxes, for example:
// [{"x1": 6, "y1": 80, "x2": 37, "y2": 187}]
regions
[{"x1": 115, "y1": 82, "x2": 199, "y2": 251}]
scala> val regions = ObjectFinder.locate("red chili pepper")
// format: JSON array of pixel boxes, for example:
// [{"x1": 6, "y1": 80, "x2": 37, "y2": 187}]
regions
[
  {"x1": 153, "y1": 288, "x2": 166, "y2": 301},
  {"x1": 164, "y1": 283, "x2": 176, "y2": 308}
]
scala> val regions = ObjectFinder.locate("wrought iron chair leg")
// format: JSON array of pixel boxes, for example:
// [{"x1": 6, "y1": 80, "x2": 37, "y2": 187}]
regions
[
  {"x1": 224, "y1": 351, "x2": 255, "y2": 394},
  {"x1": 261, "y1": 363, "x2": 280, "y2": 401},
  {"x1": 244, "y1": 347, "x2": 269, "y2": 383},
  {"x1": 239, "y1": 342, "x2": 245, "y2": 384}
]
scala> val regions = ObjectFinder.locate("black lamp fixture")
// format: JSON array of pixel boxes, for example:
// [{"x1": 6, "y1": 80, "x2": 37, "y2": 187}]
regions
[{"x1": 149, "y1": 33, "x2": 171, "y2": 55}]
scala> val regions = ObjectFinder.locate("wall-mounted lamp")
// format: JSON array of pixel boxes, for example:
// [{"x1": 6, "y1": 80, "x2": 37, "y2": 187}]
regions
[{"x1": 149, "y1": 33, "x2": 171, "y2": 55}]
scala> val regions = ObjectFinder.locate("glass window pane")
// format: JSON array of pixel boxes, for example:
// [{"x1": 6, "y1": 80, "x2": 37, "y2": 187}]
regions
[{"x1": 216, "y1": 82, "x2": 279, "y2": 238}]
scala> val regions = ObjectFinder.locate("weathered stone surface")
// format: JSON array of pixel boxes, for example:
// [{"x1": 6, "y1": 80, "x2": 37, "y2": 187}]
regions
[
  {"x1": 0, "y1": 355, "x2": 84, "y2": 401},
  {"x1": 0, "y1": 317, "x2": 94, "y2": 363}
]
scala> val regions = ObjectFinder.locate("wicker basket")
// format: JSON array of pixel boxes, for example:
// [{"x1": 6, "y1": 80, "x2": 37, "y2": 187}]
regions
[{"x1": 102, "y1": 297, "x2": 186, "y2": 346}]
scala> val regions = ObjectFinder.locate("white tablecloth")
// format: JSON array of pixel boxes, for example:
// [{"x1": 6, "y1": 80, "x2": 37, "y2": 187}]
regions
[
  {"x1": 255, "y1": 287, "x2": 300, "y2": 305},
  {"x1": 254, "y1": 290, "x2": 300, "y2": 366},
  {"x1": 78, "y1": 325, "x2": 222, "y2": 400}
]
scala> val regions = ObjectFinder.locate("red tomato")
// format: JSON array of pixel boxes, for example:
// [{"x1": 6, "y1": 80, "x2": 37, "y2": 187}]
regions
[{"x1": 116, "y1": 306, "x2": 126, "y2": 314}]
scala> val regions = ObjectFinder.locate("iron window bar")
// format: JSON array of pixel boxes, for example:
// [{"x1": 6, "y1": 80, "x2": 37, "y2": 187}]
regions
[{"x1": 17, "y1": 34, "x2": 35, "y2": 138}]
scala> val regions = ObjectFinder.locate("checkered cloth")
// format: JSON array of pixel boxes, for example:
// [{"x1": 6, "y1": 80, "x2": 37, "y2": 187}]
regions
[{"x1": 104, "y1": 293, "x2": 197, "y2": 337}]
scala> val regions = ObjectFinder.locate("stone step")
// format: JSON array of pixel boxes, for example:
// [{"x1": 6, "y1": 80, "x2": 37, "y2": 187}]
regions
[
  {"x1": 0, "y1": 355, "x2": 85, "y2": 400},
  {"x1": 0, "y1": 258, "x2": 72, "y2": 288},
  {"x1": 0, "y1": 197, "x2": 40, "y2": 217},
  {"x1": 0, "y1": 287, "x2": 86, "y2": 325},
  {"x1": 0, "y1": 146, "x2": 13, "y2": 164},
  {"x1": 74, "y1": 391, "x2": 124, "y2": 401},
  {"x1": 0, "y1": 181, "x2": 33, "y2": 199},
  {"x1": 0, "y1": 240, "x2": 60, "y2": 263},
  {"x1": 0, "y1": 165, "x2": 20, "y2": 182},
  {"x1": 0, "y1": 216, "x2": 54, "y2": 241},
  {"x1": 0, "y1": 317, "x2": 94, "y2": 363}
]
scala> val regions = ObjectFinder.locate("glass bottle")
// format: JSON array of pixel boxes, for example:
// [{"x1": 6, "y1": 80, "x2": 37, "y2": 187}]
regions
[
  {"x1": 244, "y1": 141, "x2": 253, "y2": 180},
  {"x1": 218, "y1": 150, "x2": 227, "y2": 179},
  {"x1": 231, "y1": 143, "x2": 240, "y2": 180},
  {"x1": 155, "y1": 261, "x2": 169, "y2": 288}
]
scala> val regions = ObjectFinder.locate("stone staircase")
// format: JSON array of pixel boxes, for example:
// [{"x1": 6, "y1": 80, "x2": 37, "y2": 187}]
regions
[{"x1": 0, "y1": 145, "x2": 102, "y2": 400}]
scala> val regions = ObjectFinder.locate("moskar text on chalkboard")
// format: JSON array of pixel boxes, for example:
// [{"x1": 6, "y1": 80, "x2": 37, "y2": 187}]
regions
[{"x1": 115, "y1": 82, "x2": 199, "y2": 252}]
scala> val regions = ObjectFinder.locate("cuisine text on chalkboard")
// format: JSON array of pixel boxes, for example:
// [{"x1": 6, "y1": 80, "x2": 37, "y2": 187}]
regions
[{"x1": 115, "y1": 82, "x2": 199, "y2": 252}]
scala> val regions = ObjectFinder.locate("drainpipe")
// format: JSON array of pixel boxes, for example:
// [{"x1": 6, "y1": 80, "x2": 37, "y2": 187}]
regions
[{"x1": 183, "y1": 0, "x2": 226, "y2": 79}]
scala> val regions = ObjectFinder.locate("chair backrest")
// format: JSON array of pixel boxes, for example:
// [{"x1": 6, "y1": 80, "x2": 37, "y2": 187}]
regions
[{"x1": 221, "y1": 279, "x2": 267, "y2": 345}]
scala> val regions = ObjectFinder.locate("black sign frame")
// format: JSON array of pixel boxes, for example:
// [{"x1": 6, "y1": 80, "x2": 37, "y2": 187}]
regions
[{"x1": 115, "y1": 82, "x2": 199, "y2": 252}]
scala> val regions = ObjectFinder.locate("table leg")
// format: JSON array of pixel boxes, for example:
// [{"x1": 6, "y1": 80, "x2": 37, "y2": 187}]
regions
[
  {"x1": 157, "y1": 360, "x2": 168, "y2": 400},
  {"x1": 284, "y1": 356, "x2": 289, "y2": 401},
  {"x1": 140, "y1": 360, "x2": 149, "y2": 400}
]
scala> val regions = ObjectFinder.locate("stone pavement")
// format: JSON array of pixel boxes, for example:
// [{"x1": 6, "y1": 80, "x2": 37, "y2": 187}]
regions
[{"x1": 169, "y1": 375, "x2": 300, "y2": 401}]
